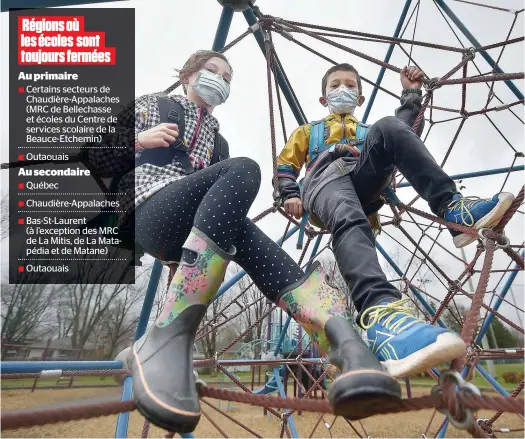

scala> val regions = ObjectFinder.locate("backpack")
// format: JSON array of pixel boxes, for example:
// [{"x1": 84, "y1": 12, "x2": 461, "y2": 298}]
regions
[
  {"x1": 307, "y1": 119, "x2": 370, "y2": 168},
  {"x1": 135, "y1": 96, "x2": 229, "y2": 171}
]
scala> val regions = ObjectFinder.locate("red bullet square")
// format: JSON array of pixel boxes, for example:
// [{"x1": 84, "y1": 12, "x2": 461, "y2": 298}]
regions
[
  {"x1": 18, "y1": 154, "x2": 25, "y2": 161},
  {"x1": 18, "y1": 218, "x2": 25, "y2": 225},
  {"x1": 18, "y1": 183, "x2": 24, "y2": 190},
  {"x1": 18, "y1": 87, "x2": 24, "y2": 93},
  {"x1": 18, "y1": 201, "x2": 24, "y2": 207},
  {"x1": 18, "y1": 266, "x2": 24, "y2": 272}
]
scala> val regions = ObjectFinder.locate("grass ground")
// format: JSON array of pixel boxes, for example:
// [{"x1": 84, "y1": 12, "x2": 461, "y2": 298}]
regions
[
  {"x1": 409, "y1": 362, "x2": 524, "y2": 390},
  {"x1": 2, "y1": 386, "x2": 523, "y2": 438}
]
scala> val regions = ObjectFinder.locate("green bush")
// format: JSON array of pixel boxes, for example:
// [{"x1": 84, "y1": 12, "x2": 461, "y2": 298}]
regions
[{"x1": 501, "y1": 371, "x2": 524, "y2": 383}]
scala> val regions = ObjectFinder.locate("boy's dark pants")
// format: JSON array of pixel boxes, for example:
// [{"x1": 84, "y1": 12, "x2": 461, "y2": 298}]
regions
[{"x1": 310, "y1": 116, "x2": 458, "y2": 321}]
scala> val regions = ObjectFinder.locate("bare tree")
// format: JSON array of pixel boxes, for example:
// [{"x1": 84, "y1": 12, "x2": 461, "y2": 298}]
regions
[
  {"x1": 198, "y1": 291, "x2": 224, "y2": 359},
  {"x1": 55, "y1": 298, "x2": 74, "y2": 339},
  {"x1": 1, "y1": 272, "x2": 61, "y2": 347},
  {"x1": 62, "y1": 257, "x2": 140, "y2": 350},
  {"x1": 230, "y1": 264, "x2": 268, "y2": 359},
  {"x1": 0, "y1": 193, "x2": 9, "y2": 241},
  {"x1": 319, "y1": 256, "x2": 353, "y2": 313},
  {"x1": 94, "y1": 285, "x2": 143, "y2": 359},
  {"x1": 150, "y1": 260, "x2": 172, "y2": 322}
]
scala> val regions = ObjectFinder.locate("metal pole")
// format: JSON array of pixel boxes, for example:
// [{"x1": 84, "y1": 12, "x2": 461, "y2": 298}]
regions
[
  {"x1": 212, "y1": 7, "x2": 234, "y2": 51},
  {"x1": 397, "y1": 165, "x2": 524, "y2": 188},
  {"x1": 272, "y1": 367, "x2": 299, "y2": 438},
  {"x1": 362, "y1": 0, "x2": 413, "y2": 123},
  {"x1": 135, "y1": 260, "x2": 164, "y2": 340},
  {"x1": 2, "y1": 361, "x2": 123, "y2": 373},
  {"x1": 115, "y1": 259, "x2": 163, "y2": 438},
  {"x1": 243, "y1": 8, "x2": 308, "y2": 126},
  {"x1": 434, "y1": 0, "x2": 524, "y2": 100}
]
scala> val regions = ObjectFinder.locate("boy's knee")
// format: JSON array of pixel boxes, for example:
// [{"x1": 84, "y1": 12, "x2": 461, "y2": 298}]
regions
[{"x1": 375, "y1": 116, "x2": 407, "y2": 134}]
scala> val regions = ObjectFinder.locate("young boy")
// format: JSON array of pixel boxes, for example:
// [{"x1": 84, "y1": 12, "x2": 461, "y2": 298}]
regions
[{"x1": 276, "y1": 64, "x2": 515, "y2": 377}]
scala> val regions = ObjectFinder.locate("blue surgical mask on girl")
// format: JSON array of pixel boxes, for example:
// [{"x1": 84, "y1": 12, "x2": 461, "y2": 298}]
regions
[
  {"x1": 326, "y1": 85, "x2": 359, "y2": 114},
  {"x1": 192, "y1": 69, "x2": 230, "y2": 107}
]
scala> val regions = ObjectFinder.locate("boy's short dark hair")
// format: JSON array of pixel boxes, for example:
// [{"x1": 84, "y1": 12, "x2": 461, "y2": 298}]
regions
[{"x1": 321, "y1": 63, "x2": 362, "y2": 96}]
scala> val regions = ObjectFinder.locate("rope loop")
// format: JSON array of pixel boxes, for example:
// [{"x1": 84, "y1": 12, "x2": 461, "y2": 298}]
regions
[
  {"x1": 478, "y1": 227, "x2": 510, "y2": 249},
  {"x1": 435, "y1": 370, "x2": 482, "y2": 430}
]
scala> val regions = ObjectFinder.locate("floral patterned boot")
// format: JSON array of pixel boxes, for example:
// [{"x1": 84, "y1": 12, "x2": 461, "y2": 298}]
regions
[
  {"x1": 277, "y1": 261, "x2": 402, "y2": 420},
  {"x1": 129, "y1": 228, "x2": 235, "y2": 433}
]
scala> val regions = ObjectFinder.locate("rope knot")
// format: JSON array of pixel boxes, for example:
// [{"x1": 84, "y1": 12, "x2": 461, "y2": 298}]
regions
[
  {"x1": 465, "y1": 47, "x2": 476, "y2": 60},
  {"x1": 424, "y1": 77, "x2": 441, "y2": 92},
  {"x1": 477, "y1": 419, "x2": 495, "y2": 437},
  {"x1": 392, "y1": 216, "x2": 402, "y2": 227},
  {"x1": 448, "y1": 280, "x2": 461, "y2": 292}
]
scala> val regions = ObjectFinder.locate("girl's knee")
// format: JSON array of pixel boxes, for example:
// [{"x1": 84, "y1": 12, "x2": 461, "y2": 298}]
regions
[{"x1": 229, "y1": 157, "x2": 261, "y2": 183}]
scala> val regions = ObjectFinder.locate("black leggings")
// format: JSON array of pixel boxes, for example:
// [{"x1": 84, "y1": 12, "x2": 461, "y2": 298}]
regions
[{"x1": 135, "y1": 157, "x2": 303, "y2": 301}]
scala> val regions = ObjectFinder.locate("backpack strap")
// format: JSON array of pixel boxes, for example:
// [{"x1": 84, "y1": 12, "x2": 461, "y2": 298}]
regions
[
  {"x1": 135, "y1": 96, "x2": 194, "y2": 174},
  {"x1": 307, "y1": 120, "x2": 327, "y2": 170},
  {"x1": 355, "y1": 121, "x2": 370, "y2": 152},
  {"x1": 211, "y1": 128, "x2": 229, "y2": 165}
]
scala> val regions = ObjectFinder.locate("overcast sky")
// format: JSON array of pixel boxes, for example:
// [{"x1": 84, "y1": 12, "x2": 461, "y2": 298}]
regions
[{"x1": 1, "y1": 0, "x2": 523, "y2": 328}]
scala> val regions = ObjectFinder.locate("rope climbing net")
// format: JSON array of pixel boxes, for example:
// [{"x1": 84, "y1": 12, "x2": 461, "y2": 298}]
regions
[{"x1": 2, "y1": 1, "x2": 524, "y2": 438}]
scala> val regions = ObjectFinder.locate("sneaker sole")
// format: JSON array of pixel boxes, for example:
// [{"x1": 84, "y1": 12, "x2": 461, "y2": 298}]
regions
[
  {"x1": 380, "y1": 332, "x2": 466, "y2": 378},
  {"x1": 453, "y1": 192, "x2": 515, "y2": 248}
]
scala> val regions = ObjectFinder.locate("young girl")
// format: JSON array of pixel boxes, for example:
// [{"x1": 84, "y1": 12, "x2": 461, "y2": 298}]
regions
[{"x1": 84, "y1": 50, "x2": 402, "y2": 433}]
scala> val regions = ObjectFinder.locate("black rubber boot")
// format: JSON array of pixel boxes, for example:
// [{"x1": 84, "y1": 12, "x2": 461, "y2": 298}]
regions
[
  {"x1": 129, "y1": 228, "x2": 235, "y2": 433},
  {"x1": 326, "y1": 316, "x2": 402, "y2": 419},
  {"x1": 130, "y1": 306, "x2": 207, "y2": 433},
  {"x1": 277, "y1": 261, "x2": 401, "y2": 420}
]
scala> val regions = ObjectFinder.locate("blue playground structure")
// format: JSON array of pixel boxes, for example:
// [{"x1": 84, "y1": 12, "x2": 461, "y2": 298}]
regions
[{"x1": 1, "y1": 1, "x2": 524, "y2": 438}]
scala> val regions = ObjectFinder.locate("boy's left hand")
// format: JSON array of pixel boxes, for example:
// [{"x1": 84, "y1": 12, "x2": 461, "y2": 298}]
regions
[{"x1": 401, "y1": 66, "x2": 425, "y2": 89}]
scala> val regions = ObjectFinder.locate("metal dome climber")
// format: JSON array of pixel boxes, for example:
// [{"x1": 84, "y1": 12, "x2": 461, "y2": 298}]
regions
[{"x1": 1, "y1": 1, "x2": 524, "y2": 438}]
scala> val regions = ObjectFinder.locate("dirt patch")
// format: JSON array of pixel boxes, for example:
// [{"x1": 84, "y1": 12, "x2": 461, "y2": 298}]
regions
[
  {"x1": 2, "y1": 387, "x2": 121, "y2": 412},
  {"x1": 2, "y1": 386, "x2": 523, "y2": 438}
]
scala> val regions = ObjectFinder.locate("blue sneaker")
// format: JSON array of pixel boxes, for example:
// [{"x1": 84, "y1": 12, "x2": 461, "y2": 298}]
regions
[
  {"x1": 360, "y1": 299, "x2": 466, "y2": 378},
  {"x1": 444, "y1": 193, "x2": 514, "y2": 248}
]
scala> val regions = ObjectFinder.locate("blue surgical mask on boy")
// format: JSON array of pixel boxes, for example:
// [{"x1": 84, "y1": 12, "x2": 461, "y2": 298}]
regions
[
  {"x1": 192, "y1": 69, "x2": 230, "y2": 107},
  {"x1": 326, "y1": 85, "x2": 359, "y2": 114}
]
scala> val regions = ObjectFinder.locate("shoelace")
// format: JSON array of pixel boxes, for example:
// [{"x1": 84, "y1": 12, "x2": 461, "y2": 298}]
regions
[
  {"x1": 446, "y1": 196, "x2": 482, "y2": 227},
  {"x1": 360, "y1": 298, "x2": 423, "y2": 333}
]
